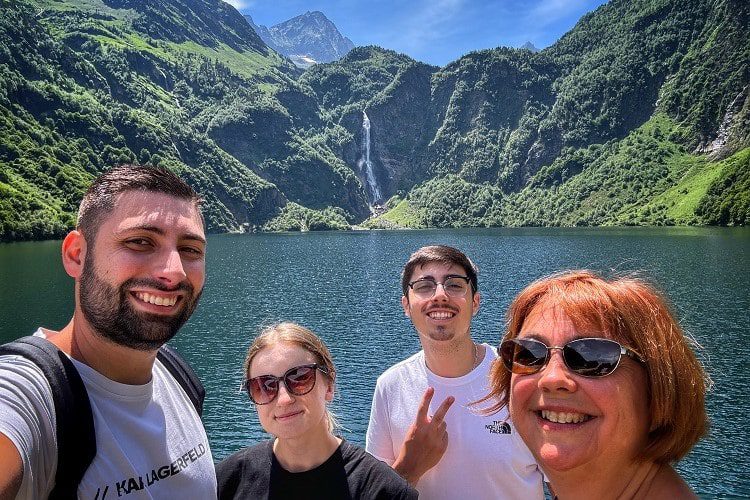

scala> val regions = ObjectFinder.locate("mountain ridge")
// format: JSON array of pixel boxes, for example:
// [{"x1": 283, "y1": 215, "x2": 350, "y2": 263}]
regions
[{"x1": 0, "y1": 0, "x2": 747, "y2": 241}]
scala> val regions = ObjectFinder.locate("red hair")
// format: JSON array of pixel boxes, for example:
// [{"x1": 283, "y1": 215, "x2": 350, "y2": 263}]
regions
[{"x1": 483, "y1": 270, "x2": 709, "y2": 463}]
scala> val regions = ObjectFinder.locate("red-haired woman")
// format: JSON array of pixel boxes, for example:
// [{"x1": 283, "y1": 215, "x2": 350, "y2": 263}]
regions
[{"x1": 484, "y1": 270, "x2": 709, "y2": 499}]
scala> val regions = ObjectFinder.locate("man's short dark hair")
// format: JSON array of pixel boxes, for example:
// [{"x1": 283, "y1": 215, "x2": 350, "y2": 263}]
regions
[
  {"x1": 401, "y1": 245, "x2": 478, "y2": 296},
  {"x1": 77, "y1": 164, "x2": 203, "y2": 244}
]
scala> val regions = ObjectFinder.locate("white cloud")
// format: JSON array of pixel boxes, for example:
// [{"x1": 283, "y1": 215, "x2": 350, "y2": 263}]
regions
[
  {"x1": 529, "y1": 0, "x2": 590, "y2": 24},
  {"x1": 224, "y1": 0, "x2": 251, "y2": 10},
  {"x1": 393, "y1": 0, "x2": 466, "y2": 52}
]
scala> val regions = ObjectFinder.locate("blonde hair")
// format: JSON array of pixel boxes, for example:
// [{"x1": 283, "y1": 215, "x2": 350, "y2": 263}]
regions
[
  {"x1": 244, "y1": 322, "x2": 339, "y2": 433},
  {"x1": 483, "y1": 270, "x2": 709, "y2": 464}
]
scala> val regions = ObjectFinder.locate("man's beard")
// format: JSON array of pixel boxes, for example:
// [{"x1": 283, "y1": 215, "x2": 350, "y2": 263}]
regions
[
  {"x1": 79, "y1": 261, "x2": 202, "y2": 351},
  {"x1": 425, "y1": 326, "x2": 455, "y2": 342}
]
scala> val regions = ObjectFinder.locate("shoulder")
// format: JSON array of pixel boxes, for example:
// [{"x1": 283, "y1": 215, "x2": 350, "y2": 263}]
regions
[
  {"x1": 0, "y1": 354, "x2": 54, "y2": 411},
  {"x1": 478, "y1": 343, "x2": 498, "y2": 365},
  {"x1": 340, "y1": 441, "x2": 392, "y2": 471},
  {"x1": 375, "y1": 351, "x2": 425, "y2": 387},
  {"x1": 470, "y1": 343, "x2": 498, "y2": 380},
  {"x1": 483, "y1": 343, "x2": 498, "y2": 358},
  {"x1": 644, "y1": 465, "x2": 699, "y2": 499},
  {"x1": 217, "y1": 441, "x2": 271, "y2": 473},
  {"x1": 216, "y1": 440, "x2": 273, "y2": 498},
  {"x1": 340, "y1": 441, "x2": 418, "y2": 499},
  {"x1": 151, "y1": 353, "x2": 206, "y2": 416},
  {"x1": 0, "y1": 354, "x2": 57, "y2": 498},
  {"x1": 0, "y1": 352, "x2": 49, "y2": 380}
]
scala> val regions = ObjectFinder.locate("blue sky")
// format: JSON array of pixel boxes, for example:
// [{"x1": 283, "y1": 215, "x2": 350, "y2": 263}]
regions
[{"x1": 225, "y1": 0, "x2": 609, "y2": 66}]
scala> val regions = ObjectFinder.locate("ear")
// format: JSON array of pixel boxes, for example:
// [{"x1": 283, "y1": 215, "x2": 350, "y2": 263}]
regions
[
  {"x1": 61, "y1": 231, "x2": 86, "y2": 279},
  {"x1": 471, "y1": 291, "x2": 481, "y2": 316},
  {"x1": 401, "y1": 295, "x2": 411, "y2": 318},
  {"x1": 324, "y1": 377, "x2": 335, "y2": 402}
]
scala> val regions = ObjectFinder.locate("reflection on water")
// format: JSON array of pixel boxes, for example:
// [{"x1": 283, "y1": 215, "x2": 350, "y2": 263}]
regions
[{"x1": 1, "y1": 227, "x2": 748, "y2": 497}]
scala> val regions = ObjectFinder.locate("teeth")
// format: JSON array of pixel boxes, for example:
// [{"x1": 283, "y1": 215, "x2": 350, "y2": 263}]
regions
[
  {"x1": 428, "y1": 311, "x2": 455, "y2": 320},
  {"x1": 541, "y1": 410, "x2": 590, "y2": 424},
  {"x1": 136, "y1": 292, "x2": 177, "y2": 307}
]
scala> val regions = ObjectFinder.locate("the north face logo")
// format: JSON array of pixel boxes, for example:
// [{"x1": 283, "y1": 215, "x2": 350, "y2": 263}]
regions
[{"x1": 485, "y1": 420, "x2": 512, "y2": 434}]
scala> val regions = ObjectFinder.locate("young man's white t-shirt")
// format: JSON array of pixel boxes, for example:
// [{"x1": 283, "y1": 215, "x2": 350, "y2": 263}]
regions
[
  {"x1": 0, "y1": 330, "x2": 216, "y2": 499},
  {"x1": 366, "y1": 344, "x2": 543, "y2": 500}
]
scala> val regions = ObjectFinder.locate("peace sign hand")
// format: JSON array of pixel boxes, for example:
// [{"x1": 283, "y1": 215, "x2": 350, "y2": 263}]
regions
[{"x1": 392, "y1": 386, "x2": 455, "y2": 485}]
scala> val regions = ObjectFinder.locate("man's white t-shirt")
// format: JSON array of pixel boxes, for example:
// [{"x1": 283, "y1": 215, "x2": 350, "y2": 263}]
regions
[
  {"x1": 366, "y1": 344, "x2": 543, "y2": 500},
  {"x1": 0, "y1": 331, "x2": 216, "y2": 499}
]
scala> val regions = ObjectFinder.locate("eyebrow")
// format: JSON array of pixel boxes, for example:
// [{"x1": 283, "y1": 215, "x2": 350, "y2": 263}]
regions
[
  {"x1": 519, "y1": 332, "x2": 597, "y2": 343},
  {"x1": 518, "y1": 332, "x2": 545, "y2": 342},
  {"x1": 412, "y1": 273, "x2": 467, "y2": 281},
  {"x1": 119, "y1": 225, "x2": 206, "y2": 244}
]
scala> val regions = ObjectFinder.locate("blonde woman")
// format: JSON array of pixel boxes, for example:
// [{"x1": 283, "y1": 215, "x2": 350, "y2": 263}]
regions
[{"x1": 217, "y1": 322, "x2": 417, "y2": 499}]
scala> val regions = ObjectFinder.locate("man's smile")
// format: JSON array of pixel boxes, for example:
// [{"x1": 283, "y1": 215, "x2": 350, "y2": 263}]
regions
[
  {"x1": 133, "y1": 291, "x2": 180, "y2": 307},
  {"x1": 427, "y1": 310, "x2": 456, "y2": 320}
]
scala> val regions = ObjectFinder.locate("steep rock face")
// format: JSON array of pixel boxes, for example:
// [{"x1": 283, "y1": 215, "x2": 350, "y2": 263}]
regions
[
  {"x1": 180, "y1": 162, "x2": 285, "y2": 230},
  {"x1": 425, "y1": 49, "x2": 558, "y2": 189},
  {"x1": 543, "y1": 1, "x2": 703, "y2": 143},
  {"x1": 333, "y1": 0, "x2": 748, "y2": 203},
  {"x1": 659, "y1": 0, "x2": 748, "y2": 146},
  {"x1": 353, "y1": 0, "x2": 747, "y2": 227},
  {"x1": 699, "y1": 86, "x2": 750, "y2": 159},
  {"x1": 302, "y1": 47, "x2": 429, "y2": 206},
  {"x1": 244, "y1": 11, "x2": 354, "y2": 68},
  {"x1": 301, "y1": 46, "x2": 416, "y2": 116},
  {"x1": 203, "y1": 89, "x2": 369, "y2": 218},
  {"x1": 243, "y1": 14, "x2": 273, "y2": 44},
  {"x1": 340, "y1": 63, "x2": 436, "y2": 200},
  {"x1": 270, "y1": 11, "x2": 354, "y2": 63},
  {"x1": 314, "y1": 47, "x2": 560, "y2": 197}
]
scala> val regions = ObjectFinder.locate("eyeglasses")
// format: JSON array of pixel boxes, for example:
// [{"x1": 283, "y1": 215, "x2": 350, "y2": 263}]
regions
[
  {"x1": 241, "y1": 364, "x2": 329, "y2": 405},
  {"x1": 408, "y1": 275, "x2": 472, "y2": 298},
  {"x1": 500, "y1": 337, "x2": 643, "y2": 378}
]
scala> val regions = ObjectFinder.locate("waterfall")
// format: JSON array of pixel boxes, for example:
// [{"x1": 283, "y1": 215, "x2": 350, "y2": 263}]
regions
[{"x1": 359, "y1": 110, "x2": 382, "y2": 205}]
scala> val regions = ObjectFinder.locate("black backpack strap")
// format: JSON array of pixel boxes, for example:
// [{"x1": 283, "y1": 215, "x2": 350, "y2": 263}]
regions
[
  {"x1": 157, "y1": 344, "x2": 205, "y2": 416},
  {"x1": 0, "y1": 336, "x2": 96, "y2": 500}
]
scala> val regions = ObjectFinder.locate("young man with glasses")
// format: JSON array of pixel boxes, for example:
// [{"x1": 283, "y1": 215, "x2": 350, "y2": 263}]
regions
[{"x1": 366, "y1": 245, "x2": 544, "y2": 499}]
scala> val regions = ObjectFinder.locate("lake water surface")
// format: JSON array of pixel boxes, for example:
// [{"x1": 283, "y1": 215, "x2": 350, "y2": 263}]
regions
[{"x1": 1, "y1": 227, "x2": 748, "y2": 497}]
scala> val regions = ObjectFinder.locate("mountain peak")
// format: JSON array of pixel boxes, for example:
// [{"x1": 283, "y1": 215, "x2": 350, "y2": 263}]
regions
[
  {"x1": 245, "y1": 10, "x2": 354, "y2": 68},
  {"x1": 520, "y1": 41, "x2": 540, "y2": 52}
]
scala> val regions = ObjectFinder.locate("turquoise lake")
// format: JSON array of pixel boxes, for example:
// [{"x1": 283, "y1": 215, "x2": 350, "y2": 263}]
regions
[{"x1": 1, "y1": 227, "x2": 748, "y2": 497}]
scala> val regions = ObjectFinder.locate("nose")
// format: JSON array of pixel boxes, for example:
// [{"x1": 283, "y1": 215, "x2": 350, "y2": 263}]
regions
[
  {"x1": 432, "y1": 283, "x2": 449, "y2": 301},
  {"x1": 538, "y1": 350, "x2": 577, "y2": 393},
  {"x1": 275, "y1": 382, "x2": 296, "y2": 405},
  {"x1": 155, "y1": 247, "x2": 187, "y2": 285}
]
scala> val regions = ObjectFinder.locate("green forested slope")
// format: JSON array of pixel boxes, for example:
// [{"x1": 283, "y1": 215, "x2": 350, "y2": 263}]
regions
[
  {"x1": 368, "y1": 0, "x2": 749, "y2": 228},
  {"x1": 696, "y1": 149, "x2": 750, "y2": 225},
  {"x1": 0, "y1": 0, "x2": 368, "y2": 240},
  {"x1": 0, "y1": 0, "x2": 748, "y2": 240}
]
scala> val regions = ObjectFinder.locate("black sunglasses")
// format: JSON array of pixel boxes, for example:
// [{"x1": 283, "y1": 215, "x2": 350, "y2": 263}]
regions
[
  {"x1": 500, "y1": 337, "x2": 643, "y2": 378},
  {"x1": 242, "y1": 363, "x2": 329, "y2": 405}
]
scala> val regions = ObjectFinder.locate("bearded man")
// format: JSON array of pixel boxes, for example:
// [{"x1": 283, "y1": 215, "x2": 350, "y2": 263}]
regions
[{"x1": 0, "y1": 165, "x2": 216, "y2": 499}]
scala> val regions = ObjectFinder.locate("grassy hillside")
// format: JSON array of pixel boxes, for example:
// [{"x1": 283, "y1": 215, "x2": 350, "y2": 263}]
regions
[{"x1": 375, "y1": 115, "x2": 748, "y2": 228}]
